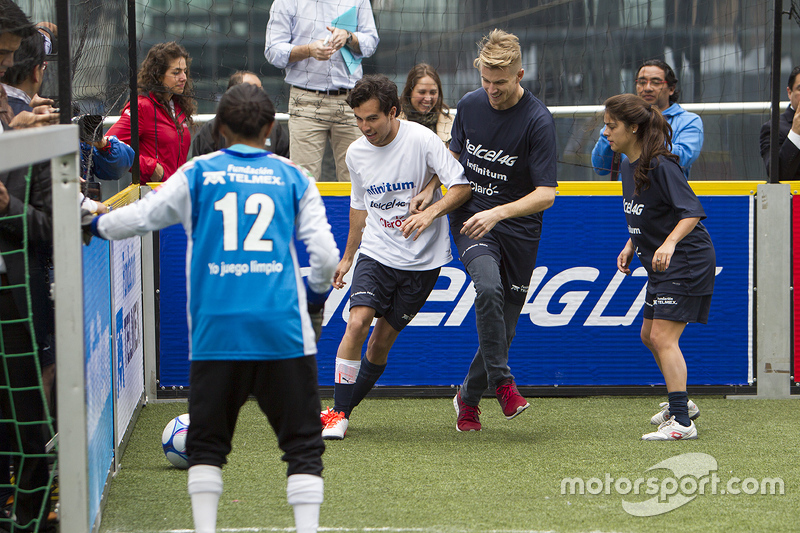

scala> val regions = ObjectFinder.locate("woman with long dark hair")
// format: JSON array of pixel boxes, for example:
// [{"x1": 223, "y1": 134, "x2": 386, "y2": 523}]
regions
[
  {"x1": 399, "y1": 63, "x2": 453, "y2": 146},
  {"x1": 109, "y1": 41, "x2": 195, "y2": 184},
  {"x1": 604, "y1": 93, "x2": 715, "y2": 441}
]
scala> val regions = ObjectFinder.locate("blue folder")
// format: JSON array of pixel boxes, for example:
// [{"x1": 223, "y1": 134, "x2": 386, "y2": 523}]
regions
[{"x1": 331, "y1": 6, "x2": 359, "y2": 75}]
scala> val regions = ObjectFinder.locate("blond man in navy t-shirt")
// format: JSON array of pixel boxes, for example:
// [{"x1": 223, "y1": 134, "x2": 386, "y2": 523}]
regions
[{"x1": 415, "y1": 29, "x2": 558, "y2": 432}]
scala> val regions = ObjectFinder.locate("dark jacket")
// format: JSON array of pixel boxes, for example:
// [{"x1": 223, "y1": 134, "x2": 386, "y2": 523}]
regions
[
  {"x1": 7, "y1": 95, "x2": 29, "y2": 116},
  {"x1": 0, "y1": 119, "x2": 54, "y2": 355},
  {"x1": 759, "y1": 105, "x2": 800, "y2": 180},
  {"x1": 190, "y1": 117, "x2": 289, "y2": 159},
  {"x1": 0, "y1": 120, "x2": 54, "y2": 526}
]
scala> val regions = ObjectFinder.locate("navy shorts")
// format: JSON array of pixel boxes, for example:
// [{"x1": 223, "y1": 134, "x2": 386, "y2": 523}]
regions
[
  {"x1": 349, "y1": 254, "x2": 440, "y2": 332},
  {"x1": 643, "y1": 289, "x2": 712, "y2": 324},
  {"x1": 451, "y1": 228, "x2": 539, "y2": 306}
]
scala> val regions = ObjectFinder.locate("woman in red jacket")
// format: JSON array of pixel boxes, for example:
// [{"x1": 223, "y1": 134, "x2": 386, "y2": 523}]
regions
[{"x1": 109, "y1": 42, "x2": 196, "y2": 184}]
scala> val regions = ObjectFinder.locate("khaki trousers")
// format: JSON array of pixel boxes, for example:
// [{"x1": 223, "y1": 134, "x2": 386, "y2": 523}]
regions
[{"x1": 288, "y1": 86, "x2": 362, "y2": 182}]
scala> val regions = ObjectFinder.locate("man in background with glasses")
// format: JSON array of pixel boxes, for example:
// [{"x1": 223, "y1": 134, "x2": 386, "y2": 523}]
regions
[{"x1": 591, "y1": 59, "x2": 704, "y2": 180}]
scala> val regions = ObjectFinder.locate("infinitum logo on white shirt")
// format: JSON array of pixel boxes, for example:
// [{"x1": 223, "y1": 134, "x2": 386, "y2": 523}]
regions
[{"x1": 365, "y1": 181, "x2": 414, "y2": 195}]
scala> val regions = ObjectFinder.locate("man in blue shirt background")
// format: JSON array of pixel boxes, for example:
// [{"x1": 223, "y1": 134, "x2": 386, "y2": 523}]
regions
[{"x1": 592, "y1": 59, "x2": 703, "y2": 180}]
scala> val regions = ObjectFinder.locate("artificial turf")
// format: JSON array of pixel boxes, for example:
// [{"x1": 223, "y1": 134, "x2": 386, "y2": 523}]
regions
[{"x1": 98, "y1": 396, "x2": 799, "y2": 533}]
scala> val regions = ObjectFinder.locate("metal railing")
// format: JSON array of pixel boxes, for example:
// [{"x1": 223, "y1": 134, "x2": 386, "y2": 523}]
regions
[{"x1": 102, "y1": 101, "x2": 775, "y2": 128}]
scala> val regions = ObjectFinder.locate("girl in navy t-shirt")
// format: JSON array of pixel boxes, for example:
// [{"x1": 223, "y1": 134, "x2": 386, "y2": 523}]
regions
[{"x1": 602, "y1": 93, "x2": 715, "y2": 441}]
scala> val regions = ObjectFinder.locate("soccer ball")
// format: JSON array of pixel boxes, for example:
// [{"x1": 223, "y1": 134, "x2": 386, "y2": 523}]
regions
[{"x1": 161, "y1": 414, "x2": 190, "y2": 469}]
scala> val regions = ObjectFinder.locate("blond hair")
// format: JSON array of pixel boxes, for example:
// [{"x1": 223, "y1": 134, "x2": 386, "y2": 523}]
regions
[{"x1": 473, "y1": 29, "x2": 522, "y2": 71}]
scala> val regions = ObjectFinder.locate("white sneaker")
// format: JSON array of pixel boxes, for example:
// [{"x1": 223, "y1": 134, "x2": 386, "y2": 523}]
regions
[
  {"x1": 321, "y1": 409, "x2": 348, "y2": 440},
  {"x1": 650, "y1": 400, "x2": 700, "y2": 425},
  {"x1": 642, "y1": 416, "x2": 698, "y2": 440}
]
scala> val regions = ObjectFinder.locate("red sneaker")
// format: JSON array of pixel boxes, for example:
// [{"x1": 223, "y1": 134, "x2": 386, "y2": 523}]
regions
[
  {"x1": 496, "y1": 379, "x2": 529, "y2": 420},
  {"x1": 453, "y1": 391, "x2": 481, "y2": 432}
]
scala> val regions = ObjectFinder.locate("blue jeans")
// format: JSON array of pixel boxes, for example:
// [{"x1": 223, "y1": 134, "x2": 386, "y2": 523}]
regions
[{"x1": 460, "y1": 254, "x2": 524, "y2": 405}]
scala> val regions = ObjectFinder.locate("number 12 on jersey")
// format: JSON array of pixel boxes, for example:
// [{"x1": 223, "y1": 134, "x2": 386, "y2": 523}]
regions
[{"x1": 214, "y1": 192, "x2": 275, "y2": 252}]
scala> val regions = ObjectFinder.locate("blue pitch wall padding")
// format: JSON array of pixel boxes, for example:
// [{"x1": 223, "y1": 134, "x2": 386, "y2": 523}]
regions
[
  {"x1": 158, "y1": 225, "x2": 190, "y2": 387},
  {"x1": 82, "y1": 238, "x2": 113, "y2": 528},
  {"x1": 157, "y1": 195, "x2": 751, "y2": 387}
]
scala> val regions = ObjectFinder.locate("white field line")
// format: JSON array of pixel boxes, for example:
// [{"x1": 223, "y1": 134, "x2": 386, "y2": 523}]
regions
[
  {"x1": 109, "y1": 528, "x2": 591, "y2": 533},
  {"x1": 106, "y1": 526, "x2": 564, "y2": 533}
]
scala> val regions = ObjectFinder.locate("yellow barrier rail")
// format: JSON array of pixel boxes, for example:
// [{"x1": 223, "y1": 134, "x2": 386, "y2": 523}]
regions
[
  {"x1": 105, "y1": 183, "x2": 142, "y2": 209},
  {"x1": 129, "y1": 180, "x2": 800, "y2": 200},
  {"x1": 318, "y1": 181, "x2": 800, "y2": 197}
]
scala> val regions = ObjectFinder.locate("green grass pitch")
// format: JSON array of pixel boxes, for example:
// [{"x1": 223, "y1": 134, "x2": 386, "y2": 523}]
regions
[{"x1": 99, "y1": 396, "x2": 799, "y2": 533}]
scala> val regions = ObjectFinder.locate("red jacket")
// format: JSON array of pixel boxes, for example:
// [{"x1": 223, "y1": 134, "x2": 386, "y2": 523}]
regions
[{"x1": 108, "y1": 94, "x2": 191, "y2": 184}]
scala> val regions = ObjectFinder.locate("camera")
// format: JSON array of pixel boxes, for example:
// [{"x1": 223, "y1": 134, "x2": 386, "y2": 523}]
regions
[
  {"x1": 81, "y1": 180, "x2": 101, "y2": 201},
  {"x1": 72, "y1": 114, "x2": 103, "y2": 144}
]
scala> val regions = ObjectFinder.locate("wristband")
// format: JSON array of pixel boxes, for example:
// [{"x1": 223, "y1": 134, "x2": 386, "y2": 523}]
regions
[
  {"x1": 89, "y1": 214, "x2": 107, "y2": 239},
  {"x1": 306, "y1": 282, "x2": 331, "y2": 310}
]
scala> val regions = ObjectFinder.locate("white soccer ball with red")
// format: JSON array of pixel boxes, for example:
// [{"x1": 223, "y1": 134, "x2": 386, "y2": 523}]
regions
[{"x1": 161, "y1": 414, "x2": 190, "y2": 469}]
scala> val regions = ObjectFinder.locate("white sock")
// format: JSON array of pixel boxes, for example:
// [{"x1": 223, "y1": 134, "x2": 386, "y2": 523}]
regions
[
  {"x1": 334, "y1": 357, "x2": 361, "y2": 384},
  {"x1": 286, "y1": 474, "x2": 323, "y2": 533},
  {"x1": 187, "y1": 464, "x2": 223, "y2": 533}
]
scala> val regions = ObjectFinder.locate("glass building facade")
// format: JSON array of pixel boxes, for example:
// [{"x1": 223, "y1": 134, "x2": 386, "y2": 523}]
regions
[{"x1": 17, "y1": 0, "x2": 800, "y2": 180}]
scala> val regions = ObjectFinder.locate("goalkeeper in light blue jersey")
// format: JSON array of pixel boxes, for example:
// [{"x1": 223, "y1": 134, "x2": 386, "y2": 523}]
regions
[{"x1": 88, "y1": 83, "x2": 339, "y2": 533}]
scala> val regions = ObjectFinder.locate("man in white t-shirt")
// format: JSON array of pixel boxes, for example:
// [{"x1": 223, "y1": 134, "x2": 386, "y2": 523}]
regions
[{"x1": 320, "y1": 74, "x2": 471, "y2": 440}]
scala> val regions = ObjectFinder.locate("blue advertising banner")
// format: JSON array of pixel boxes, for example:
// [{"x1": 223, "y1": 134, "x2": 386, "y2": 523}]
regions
[
  {"x1": 110, "y1": 237, "x2": 144, "y2": 447},
  {"x1": 82, "y1": 238, "x2": 113, "y2": 529},
  {"x1": 157, "y1": 194, "x2": 752, "y2": 388}
]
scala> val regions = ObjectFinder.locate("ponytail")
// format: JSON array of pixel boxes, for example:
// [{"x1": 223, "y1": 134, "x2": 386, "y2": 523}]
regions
[
  {"x1": 603, "y1": 95, "x2": 678, "y2": 194},
  {"x1": 636, "y1": 105, "x2": 677, "y2": 193}
]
